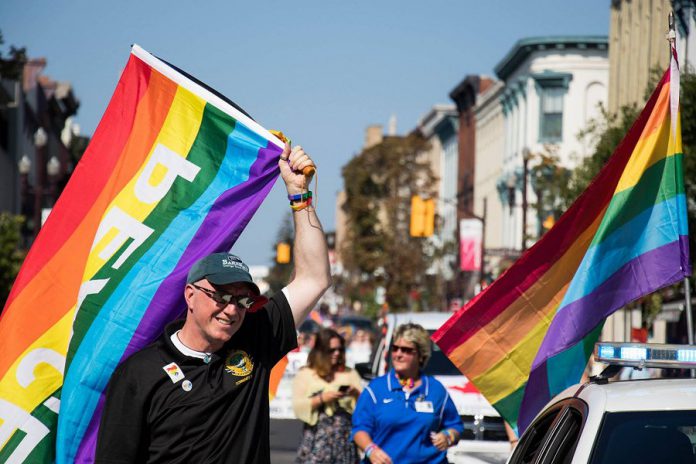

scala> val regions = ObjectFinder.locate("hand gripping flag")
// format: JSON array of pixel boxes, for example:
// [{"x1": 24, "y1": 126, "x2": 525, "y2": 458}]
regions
[
  {"x1": 0, "y1": 44, "x2": 285, "y2": 463},
  {"x1": 433, "y1": 45, "x2": 690, "y2": 434}
]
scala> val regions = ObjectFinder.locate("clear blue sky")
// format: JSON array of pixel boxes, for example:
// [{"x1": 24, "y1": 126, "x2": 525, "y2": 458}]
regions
[{"x1": 1, "y1": 0, "x2": 610, "y2": 266}]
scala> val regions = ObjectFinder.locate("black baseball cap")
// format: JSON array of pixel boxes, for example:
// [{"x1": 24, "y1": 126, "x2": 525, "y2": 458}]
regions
[{"x1": 187, "y1": 253, "x2": 260, "y2": 295}]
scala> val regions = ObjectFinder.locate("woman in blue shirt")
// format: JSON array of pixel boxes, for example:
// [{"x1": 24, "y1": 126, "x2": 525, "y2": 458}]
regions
[{"x1": 352, "y1": 323, "x2": 463, "y2": 464}]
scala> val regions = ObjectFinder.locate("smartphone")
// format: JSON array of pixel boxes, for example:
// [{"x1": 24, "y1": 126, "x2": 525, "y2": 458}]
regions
[{"x1": 338, "y1": 385, "x2": 350, "y2": 393}]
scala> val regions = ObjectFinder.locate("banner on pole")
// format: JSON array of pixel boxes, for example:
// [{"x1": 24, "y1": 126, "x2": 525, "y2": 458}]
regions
[{"x1": 459, "y1": 219, "x2": 482, "y2": 272}]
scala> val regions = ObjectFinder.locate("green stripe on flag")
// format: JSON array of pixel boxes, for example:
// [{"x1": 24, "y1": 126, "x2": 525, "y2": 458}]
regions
[
  {"x1": 591, "y1": 154, "x2": 684, "y2": 247},
  {"x1": 493, "y1": 384, "x2": 525, "y2": 431}
]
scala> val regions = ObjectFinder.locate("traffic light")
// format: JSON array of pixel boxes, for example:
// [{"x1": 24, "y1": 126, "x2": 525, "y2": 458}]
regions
[
  {"x1": 410, "y1": 195, "x2": 435, "y2": 237},
  {"x1": 542, "y1": 214, "x2": 555, "y2": 230},
  {"x1": 423, "y1": 198, "x2": 435, "y2": 237},
  {"x1": 276, "y1": 242, "x2": 291, "y2": 263}
]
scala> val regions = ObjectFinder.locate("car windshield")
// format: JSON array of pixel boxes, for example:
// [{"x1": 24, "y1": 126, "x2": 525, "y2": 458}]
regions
[{"x1": 590, "y1": 410, "x2": 696, "y2": 464}]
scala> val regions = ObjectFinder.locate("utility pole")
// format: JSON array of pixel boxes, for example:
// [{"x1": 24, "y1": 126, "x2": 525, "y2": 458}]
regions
[
  {"x1": 521, "y1": 149, "x2": 530, "y2": 251},
  {"x1": 480, "y1": 197, "x2": 487, "y2": 289}
]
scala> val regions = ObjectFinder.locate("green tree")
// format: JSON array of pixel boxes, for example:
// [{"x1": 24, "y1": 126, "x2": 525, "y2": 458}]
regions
[
  {"x1": 0, "y1": 30, "x2": 27, "y2": 80},
  {"x1": 341, "y1": 134, "x2": 440, "y2": 313},
  {"x1": 528, "y1": 147, "x2": 571, "y2": 238},
  {"x1": 0, "y1": 213, "x2": 25, "y2": 309}
]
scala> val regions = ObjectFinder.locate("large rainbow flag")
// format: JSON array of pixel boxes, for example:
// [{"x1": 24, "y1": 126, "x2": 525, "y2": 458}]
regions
[
  {"x1": 433, "y1": 48, "x2": 690, "y2": 433},
  {"x1": 0, "y1": 45, "x2": 284, "y2": 462}
]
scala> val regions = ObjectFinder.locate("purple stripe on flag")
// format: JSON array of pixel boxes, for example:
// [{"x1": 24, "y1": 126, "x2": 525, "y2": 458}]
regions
[
  {"x1": 517, "y1": 362, "x2": 550, "y2": 432},
  {"x1": 530, "y1": 237, "x2": 689, "y2": 373},
  {"x1": 75, "y1": 141, "x2": 281, "y2": 462}
]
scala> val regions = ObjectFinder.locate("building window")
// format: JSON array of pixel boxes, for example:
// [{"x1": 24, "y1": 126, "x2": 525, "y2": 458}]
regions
[{"x1": 540, "y1": 86, "x2": 564, "y2": 142}]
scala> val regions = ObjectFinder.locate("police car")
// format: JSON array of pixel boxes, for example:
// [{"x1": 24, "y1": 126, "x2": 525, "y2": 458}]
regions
[
  {"x1": 506, "y1": 342, "x2": 696, "y2": 464},
  {"x1": 356, "y1": 312, "x2": 511, "y2": 464}
]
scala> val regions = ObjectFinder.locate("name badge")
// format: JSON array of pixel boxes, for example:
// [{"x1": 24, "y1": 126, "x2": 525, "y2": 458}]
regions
[{"x1": 415, "y1": 400, "x2": 434, "y2": 413}]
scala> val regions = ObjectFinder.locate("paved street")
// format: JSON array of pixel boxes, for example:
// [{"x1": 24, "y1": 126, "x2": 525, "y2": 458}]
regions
[{"x1": 270, "y1": 419, "x2": 303, "y2": 464}]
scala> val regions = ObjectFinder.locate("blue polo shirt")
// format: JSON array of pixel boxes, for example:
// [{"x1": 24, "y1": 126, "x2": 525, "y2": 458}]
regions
[{"x1": 352, "y1": 370, "x2": 464, "y2": 464}]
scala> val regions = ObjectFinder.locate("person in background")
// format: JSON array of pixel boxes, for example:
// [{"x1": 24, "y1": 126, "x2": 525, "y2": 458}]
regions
[
  {"x1": 348, "y1": 329, "x2": 373, "y2": 365},
  {"x1": 352, "y1": 323, "x2": 463, "y2": 464},
  {"x1": 293, "y1": 328, "x2": 362, "y2": 464}
]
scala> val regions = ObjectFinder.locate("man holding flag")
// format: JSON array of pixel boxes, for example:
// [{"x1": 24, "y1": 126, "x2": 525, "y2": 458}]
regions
[
  {"x1": 95, "y1": 142, "x2": 331, "y2": 463},
  {"x1": 0, "y1": 45, "x2": 333, "y2": 463}
]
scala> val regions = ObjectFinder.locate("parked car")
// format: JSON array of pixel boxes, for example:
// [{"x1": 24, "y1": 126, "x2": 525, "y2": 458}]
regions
[
  {"x1": 356, "y1": 312, "x2": 511, "y2": 464},
  {"x1": 506, "y1": 342, "x2": 696, "y2": 464}
]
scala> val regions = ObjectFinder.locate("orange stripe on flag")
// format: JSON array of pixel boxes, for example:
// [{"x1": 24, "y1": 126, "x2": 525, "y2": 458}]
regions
[{"x1": 269, "y1": 355, "x2": 289, "y2": 401}]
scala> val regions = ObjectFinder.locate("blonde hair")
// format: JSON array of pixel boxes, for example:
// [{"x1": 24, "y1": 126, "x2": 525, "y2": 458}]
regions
[{"x1": 393, "y1": 323, "x2": 431, "y2": 368}]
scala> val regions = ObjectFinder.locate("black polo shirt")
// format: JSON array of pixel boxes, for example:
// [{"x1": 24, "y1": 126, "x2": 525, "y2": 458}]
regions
[{"x1": 95, "y1": 291, "x2": 296, "y2": 463}]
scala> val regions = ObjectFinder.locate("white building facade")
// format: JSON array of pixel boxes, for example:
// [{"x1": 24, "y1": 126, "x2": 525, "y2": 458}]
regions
[
  {"x1": 417, "y1": 105, "x2": 458, "y2": 281},
  {"x1": 493, "y1": 36, "x2": 609, "y2": 250},
  {"x1": 472, "y1": 81, "x2": 507, "y2": 275}
]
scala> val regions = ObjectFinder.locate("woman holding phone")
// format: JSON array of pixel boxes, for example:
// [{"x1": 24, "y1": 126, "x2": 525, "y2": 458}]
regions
[{"x1": 293, "y1": 328, "x2": 362, "y2": 463}]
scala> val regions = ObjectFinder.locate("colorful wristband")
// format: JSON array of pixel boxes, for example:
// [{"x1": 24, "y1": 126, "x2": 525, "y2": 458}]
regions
[
  {"x1": 290, "y1": 197, "x2": 312, "y2": 211},
  {"x1": 442, "y1": 429, "x2": 455, "y2": 446},
  {"x1": 288, "y1": 191, "x2": 312, "y2": 202},
  {"x1": 364, "y1": 443, "x2": 377, "y2": 458}
]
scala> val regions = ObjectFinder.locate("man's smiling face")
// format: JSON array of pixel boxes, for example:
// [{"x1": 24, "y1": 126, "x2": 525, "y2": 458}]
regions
[{"x1": 182, "y1": 280, "x2": 254, "y2": 352}]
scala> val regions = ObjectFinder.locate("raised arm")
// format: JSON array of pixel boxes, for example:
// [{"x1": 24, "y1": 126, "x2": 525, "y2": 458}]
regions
[{"x1": 278, "y1": 142, "x2": 332, "y2": 327}]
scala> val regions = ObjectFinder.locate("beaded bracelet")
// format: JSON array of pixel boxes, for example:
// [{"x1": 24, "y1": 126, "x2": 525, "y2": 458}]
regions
[
  {"x1": 290, "y1": 197, "x2": 312, "y2": 212},
  {"x1": 288, "y1": 191, "x2": 312, "y2": 203},
  {"x1": 364, "y1": 443, "x2": 377, "y2": 458}
]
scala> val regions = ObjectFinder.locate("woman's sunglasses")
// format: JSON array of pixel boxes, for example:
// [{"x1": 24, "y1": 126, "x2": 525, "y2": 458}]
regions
[{"x1": 391, "y1": 344, "x2": 417, "y2": 355}]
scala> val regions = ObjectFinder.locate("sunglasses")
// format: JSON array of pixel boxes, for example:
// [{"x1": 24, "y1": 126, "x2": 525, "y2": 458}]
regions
[
  {"x1": 192, "y1": 284, "x2": 256, "y2": 310},
  {"x1": 391, "y1": 344, "x2": 417, "y2": 355},
  {"x1": 329, "y1": 347, "x2": 345, "y2": 353}
]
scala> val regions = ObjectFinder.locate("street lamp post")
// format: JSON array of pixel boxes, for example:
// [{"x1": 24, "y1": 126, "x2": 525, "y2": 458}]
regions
[
  {"x1": 18, "y1": 153, "x2": 31, "y2": 212},
  {"x1": 47, "y1": 155, "x2": 61, "y2": 205},
  {"x1": 33, "y1": 128, "x2": 47, "y2": 238},
  {"x1": 454, "y1": 190, "x2": 487, "y2": 299}
]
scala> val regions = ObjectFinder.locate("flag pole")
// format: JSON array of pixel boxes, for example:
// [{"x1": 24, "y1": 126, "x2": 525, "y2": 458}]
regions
[
  {"x1": 667, "y1": 11, "x2": 694, "y2": 349},
  {"x1": 685, "y1": 278, "x2": 694, "y2": 346}
]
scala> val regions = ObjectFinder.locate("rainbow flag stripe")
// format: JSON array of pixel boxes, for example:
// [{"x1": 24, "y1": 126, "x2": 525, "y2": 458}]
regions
[
  {"x1": 0, "y1": 45, "x2": 284, "y2": 463},
  {"x1": 433, "y1": 54, "x2": 690, "y2": 433}
]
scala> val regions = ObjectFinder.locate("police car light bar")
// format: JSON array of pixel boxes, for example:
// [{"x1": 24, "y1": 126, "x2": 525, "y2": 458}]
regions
[{"x1": 595, "y1": 342, "x2": 696, "y2": 369}]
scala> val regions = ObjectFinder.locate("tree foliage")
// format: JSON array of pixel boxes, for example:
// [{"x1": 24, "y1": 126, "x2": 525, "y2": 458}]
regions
[
  {"x1": 340, "y1": 134, "x2": 440, "y2": 312},
  {"x1": 0, "y1": 30, "x2": 27, "y2": 80},
  {"x1": 528, "y1": 147, "x2": 571, "y2": 238},
  {"x1": 0, "y1": 213, "x2": 25, "y2": 309}
]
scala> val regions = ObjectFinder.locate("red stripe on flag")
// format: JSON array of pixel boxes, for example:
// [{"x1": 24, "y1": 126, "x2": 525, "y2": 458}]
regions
[{"x1": 5, "y1": 55, "x2": 151, "y2": 303}]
